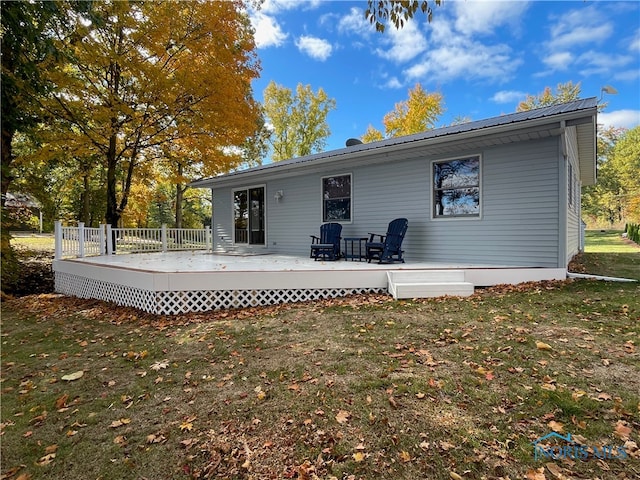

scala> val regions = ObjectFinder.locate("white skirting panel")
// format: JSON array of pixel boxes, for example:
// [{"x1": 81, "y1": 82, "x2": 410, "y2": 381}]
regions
[
  {"x1": 53, "y1": 254, "x2": 567, "y2": 315},
  {"x1": 55, "y1": 271, "x2": 385, "y2": 315}
]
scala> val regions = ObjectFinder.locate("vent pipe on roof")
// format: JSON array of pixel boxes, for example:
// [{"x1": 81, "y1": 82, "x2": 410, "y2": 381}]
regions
[{"x1": 346, "y1": 138, "x2": 363, "y2": 147}]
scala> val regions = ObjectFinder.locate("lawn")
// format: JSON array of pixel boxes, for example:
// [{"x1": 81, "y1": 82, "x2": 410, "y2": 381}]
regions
[
  {"x1": 1, "y1": 232, "x2": 639, "y2": 480},
  {"x1": 571, "y1": 230, "x2": 640, "y2": 281}
]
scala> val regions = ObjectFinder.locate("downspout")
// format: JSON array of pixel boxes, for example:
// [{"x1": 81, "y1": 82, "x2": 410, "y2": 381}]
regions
[{"x1": 558, "y1": 120, "x2": 568, "y2": 269}]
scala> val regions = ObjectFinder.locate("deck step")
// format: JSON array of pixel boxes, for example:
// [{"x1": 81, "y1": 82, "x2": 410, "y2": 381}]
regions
[{"x1": 387, "y1": 270, "x2": 474, "y2": 299}]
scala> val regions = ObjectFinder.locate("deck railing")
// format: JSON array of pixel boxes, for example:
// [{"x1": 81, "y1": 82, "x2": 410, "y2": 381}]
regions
[{"x1": 54, "y1": 221, "x2": 212, "y2": 259}]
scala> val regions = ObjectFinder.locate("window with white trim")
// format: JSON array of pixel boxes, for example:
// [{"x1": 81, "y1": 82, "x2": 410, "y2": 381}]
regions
[
  {"x1": 322, "y1": 174, "x2": 351, "y2": 222},
  {"x1": 432, "y1": 155, "x2": 481, "y2": 218}
]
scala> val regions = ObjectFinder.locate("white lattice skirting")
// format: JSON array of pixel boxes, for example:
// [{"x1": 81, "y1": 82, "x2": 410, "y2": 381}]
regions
[{"x1": 55, "y1": 272, "x2": 385, "y2": 315}]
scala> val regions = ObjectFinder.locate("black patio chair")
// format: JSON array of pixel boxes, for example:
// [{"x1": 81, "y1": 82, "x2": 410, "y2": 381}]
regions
[
  {"x1": 365, "y1": 218, "x2": 408, "y2": 263},
  {"x1": 310, "y1": 223, "x2": 342, "y2": 261}
]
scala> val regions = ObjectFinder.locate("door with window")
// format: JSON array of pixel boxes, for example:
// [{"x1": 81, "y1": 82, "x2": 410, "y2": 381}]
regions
[{"x1": 233, "y1": 186, "x2": 265, "y2": 245}]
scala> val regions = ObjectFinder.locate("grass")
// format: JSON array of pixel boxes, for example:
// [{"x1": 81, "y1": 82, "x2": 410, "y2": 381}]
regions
[
  {"x1": 571, "y1": 230, "x2": 640, "y2": 280},
  {"x1": 1, "y1": 231, "x2": 639, "y2": 479}
]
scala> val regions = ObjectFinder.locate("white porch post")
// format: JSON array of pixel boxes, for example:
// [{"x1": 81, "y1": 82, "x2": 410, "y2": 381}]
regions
[
  {"x1": 54, "y1": 221, "x2": 62, "y2": 259},
  {"x1": 161, "y1": 224, "x2": 167, "y2": 253},
  {"x1": 206, "y1": 226, "x2": 212, "y2": 251},
  {"x1": 78, "y1": 222, "x2": 85, "y2": 258},
  {"x1": 99, "y1": 224, "x2": 106, "y2": 255},
  {"x1": 106, "y1": 225, "x2": 113, "y2": 255}
]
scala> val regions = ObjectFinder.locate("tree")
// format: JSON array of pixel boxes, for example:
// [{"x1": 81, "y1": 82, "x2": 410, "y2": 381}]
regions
[
  {"x1": 262, "y1": 81, "x2": 336, "y2": 161},
  {"x1": 361, "y1": 84, "x2": 444, "y2": 142},
  {"x1": 608, "y1": 126, "x2": 640, "y2": 223},
  {"x1": 36, "y1": 0, "x2": 261, "y2": 228},
  {"x1": 366, "y1": 0, "x2": 442, "y2": 33},
  {"x1": 516, "y1": 81, "x2": 581, "y2": 112}
]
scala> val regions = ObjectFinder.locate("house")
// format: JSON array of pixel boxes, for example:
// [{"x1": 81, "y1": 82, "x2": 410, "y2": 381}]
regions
[{"x1": 191, "y1": 98, "x2": 598, "y2": 272}]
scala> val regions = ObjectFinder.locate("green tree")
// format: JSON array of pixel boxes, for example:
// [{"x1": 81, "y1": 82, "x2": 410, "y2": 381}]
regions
[
  {"x1": 35, "y1": 0, "x2": 261, "y2": 228},
  {"x1": 366, "y1": 0, "x2": 442, "y2": 32},
  {"x1": 609, "y1": 126, "x2": 640, "y2": 223},
  {"x1": 262, "y1": 81, "x2": 337, "y2": 161},
  {"x1": 516, "y1": 81, "x2": 581, "y2": 112},
  {"x1": 362, "y1": 84, "x2": 444, "y2": 142}
]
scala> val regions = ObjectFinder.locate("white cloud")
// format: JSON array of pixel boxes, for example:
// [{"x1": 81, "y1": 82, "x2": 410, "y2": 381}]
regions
[
  {"x1": 542, "y1": 51, "x2": 574, "y2": 71},
  {"x1": 548, "y1": 6, "x2": 613, "y2": 49},
  {"x1": 260, "y1": 0, "x2": 302, "y2": 15},
  {"x1": 337, "y1": 7, "x2": 371, "y2": 37},
  {"x1": 384, "y1": 76, "x2": 403, "y2": 89},
  {"x1": 404, "y1": 21, "x2": 520, "y2": 83},
  {"x1": 295, "y1": 35, "x2": 333, "y2": 61},
  {"x1": 453, "y1": 0, "x2": 530, "y2": 36},
  {"x1": 251, "y1": 12, "x2": 288, "y2": 48},
  {"x1": 598, "y1": 110, "x2": 640, "y2": 130},
  {"x1": 375, "y1": 19, "x2": 427, "y2": 63},
  {"x1": 491, "y1": 90, "x2": 527, "y2": 104},
  {"x1": 614, "y1": 68, "x2": 640, "y2": 82},
  {"x1": 629, "y1": 29, "x2": 640, "y2": 52}
]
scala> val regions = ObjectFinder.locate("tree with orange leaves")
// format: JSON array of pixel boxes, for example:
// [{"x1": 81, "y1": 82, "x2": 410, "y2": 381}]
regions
[{"x1": 36, "y1": 0, "x2": 261, "y2": 228}]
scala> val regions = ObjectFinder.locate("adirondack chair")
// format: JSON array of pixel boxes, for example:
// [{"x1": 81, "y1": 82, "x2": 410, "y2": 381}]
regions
[
  {"x1": 310, "y1": 223, "x2": 342, "y2": 261},
  {"x1": 365, "y1": 218, "x2": 408, "y2": 263}
]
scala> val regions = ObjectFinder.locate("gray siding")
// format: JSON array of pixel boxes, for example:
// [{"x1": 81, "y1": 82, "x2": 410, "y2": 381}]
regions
[
  {"x1": 212, "y1": 136, "x2": 564, "y2": 267},
  {"x1": 565, "y1": 126, "x2": 581, "y2": 261}
]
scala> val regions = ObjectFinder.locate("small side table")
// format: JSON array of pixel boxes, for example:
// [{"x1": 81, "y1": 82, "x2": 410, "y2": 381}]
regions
[{"x1": 343, "y1": 237, "x2": 368, "y2": 261}]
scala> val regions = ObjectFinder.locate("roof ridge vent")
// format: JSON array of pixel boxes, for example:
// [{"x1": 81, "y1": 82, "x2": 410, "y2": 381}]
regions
[{"x1": 346, "y1": 138, "x2": 363, "y2": 147}]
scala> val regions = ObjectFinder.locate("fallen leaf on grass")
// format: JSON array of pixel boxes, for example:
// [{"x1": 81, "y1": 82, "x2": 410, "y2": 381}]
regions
[
  {"x1": 614, "y1": 421, "x2": 632, "y2": 440},
  {"x1": 546, "y1": 463, "x2": 564, "y2": 478},
  {"x1": 548, "y1": 421, "x2": 564, "y2": 433},
  {"x1": 54, "y1": 394, "x2": 69, "y2": 409},
  {"x1": 353, "y1": 451, "x2": 365, "y2": 462},
  {"x1": 536, "y1": 341, "x2": 553, "y2": 351},
  {"x1": 335, "y1": 410, "x2": 350, "y2": 424},
  {"x1": 150, "y1": 360, "x2": 169, "y2": 371},
  {"x1": 35, "y1": 453, "x2": 56, "y2": 466},
  {"x1": 61, "y1": 371, "x2": 84, "y2": 381},
  {"x1": 450, "y1": 472, "x2": 463, "y2": 480},
  {"x1": 109, "y1": 418, "x2": 131, "y2": 428},
  {"x1": 179, "y1": 421, "x2": 193, "y2": 432},
  {"x1": 147, "y1": 433, "x2": 167, "y2": 444},
  {"x1": 399, "y1": 450, "x2": 411, "y2": 463},
  {"x1": 526, "y1": 468, "x2": 546, "y2": 480}
]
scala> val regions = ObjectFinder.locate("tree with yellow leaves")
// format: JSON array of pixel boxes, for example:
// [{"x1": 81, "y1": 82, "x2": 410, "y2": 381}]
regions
[
  {"x1": 36, "y1": 0, "x2": 261, "y2": 228},
  {"x1": 362, "y1": 84, "x2": 444, "y2": 142}
]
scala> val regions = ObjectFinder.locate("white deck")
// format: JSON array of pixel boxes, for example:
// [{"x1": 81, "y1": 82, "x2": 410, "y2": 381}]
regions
[{"x1": 53, "y1": 252, "x2": 566, "y2": 314}]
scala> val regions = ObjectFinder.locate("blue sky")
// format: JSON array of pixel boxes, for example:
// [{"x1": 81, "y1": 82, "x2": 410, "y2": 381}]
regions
[{"x1": 247, "y1": 0, "x2": 640, "y2": 153}]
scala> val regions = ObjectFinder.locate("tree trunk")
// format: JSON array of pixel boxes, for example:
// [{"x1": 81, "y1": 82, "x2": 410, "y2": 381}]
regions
[
  {"x1": 105, "y1": 132, "x2": 120, "y2": 229},
  {"x1": 175, "y1": 162, "x2": 184, "y2": 229},
  {"x1": 80, "y1": 172, "x2": 91, "y2": 224},
  {"x1": 1, "y1": 124, "x2": 15, "y2": 204}
]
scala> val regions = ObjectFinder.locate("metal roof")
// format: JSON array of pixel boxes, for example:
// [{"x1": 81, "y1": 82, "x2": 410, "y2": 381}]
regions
[{"x1": 191, "y1": 97, "x2": 598, "y2": 188}]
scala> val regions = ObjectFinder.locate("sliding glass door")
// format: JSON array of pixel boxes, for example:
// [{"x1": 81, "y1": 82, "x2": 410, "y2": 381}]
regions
[{"x1": 233, "y1": 186, "x2": 265, "y2": 245}]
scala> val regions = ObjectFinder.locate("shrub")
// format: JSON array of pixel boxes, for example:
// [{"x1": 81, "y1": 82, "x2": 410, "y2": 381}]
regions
[{"x1": 625, "y1": 223, "x2": 639, "y2": 244}]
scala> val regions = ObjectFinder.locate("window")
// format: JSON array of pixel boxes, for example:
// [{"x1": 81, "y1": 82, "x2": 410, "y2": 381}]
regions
[
  {"x1": 233, "y1": 186, "x2": 265, "y2": 244},
  {"x1": 322, "y1": 174, "x2": 351, "y2": 222},
  {"x1": 432, "y1": 155, "x2": 480, "y2": 218}
]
